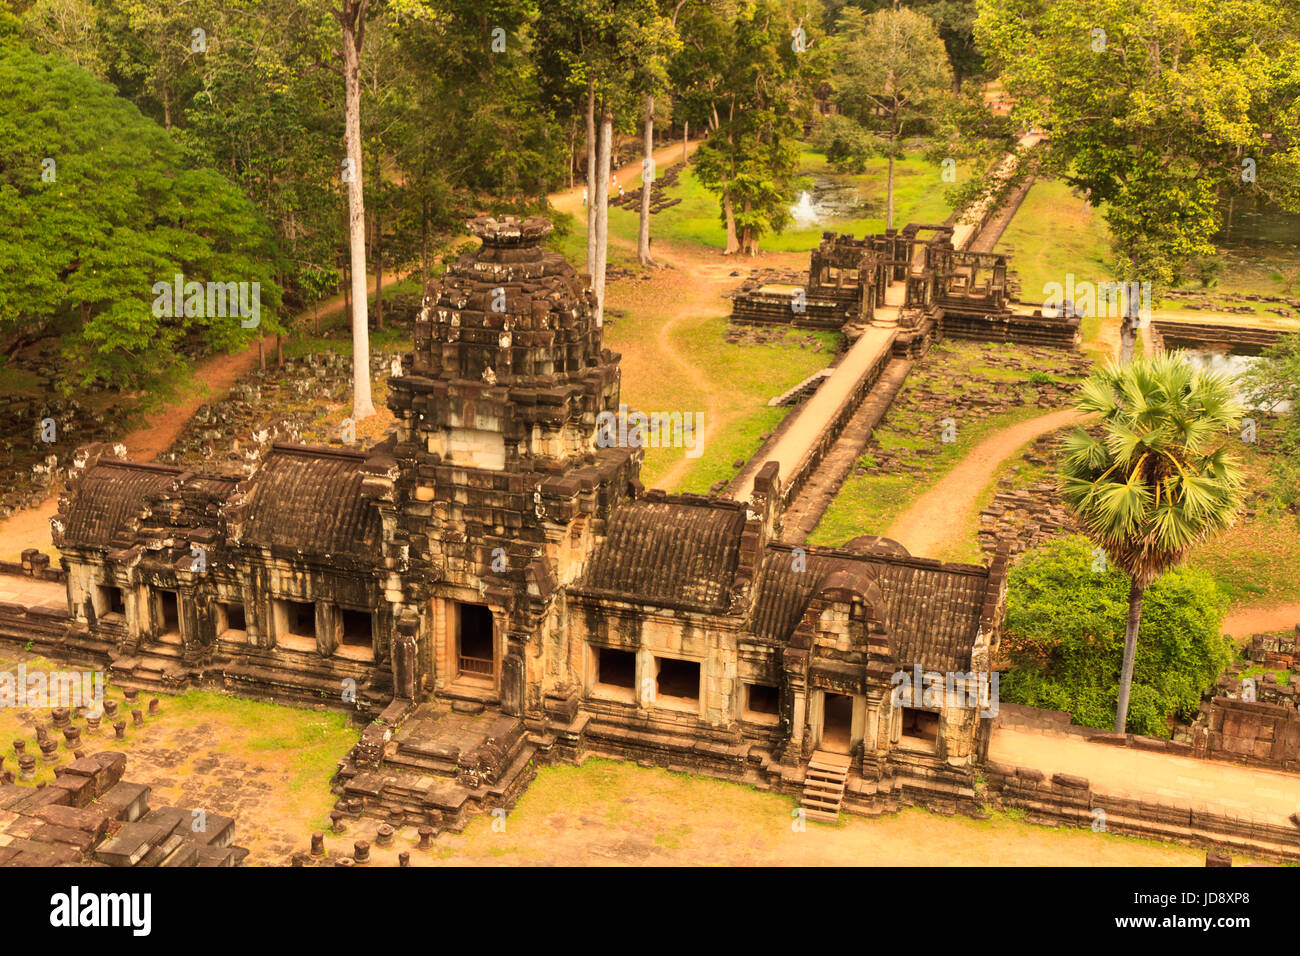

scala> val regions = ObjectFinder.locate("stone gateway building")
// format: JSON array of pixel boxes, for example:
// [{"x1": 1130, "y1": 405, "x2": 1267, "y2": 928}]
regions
[{"x1": 47, "y1": 216, "x2": 1008, "y2": 825}]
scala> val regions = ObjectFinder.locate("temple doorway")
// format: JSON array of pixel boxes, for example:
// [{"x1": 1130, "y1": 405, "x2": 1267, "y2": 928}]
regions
[
  {"x1": 455, "y1": 601, "x2": 495, "y2": 681},
  {"x1": 820, "y1": 692, "x2": 854, "y2": 754}
]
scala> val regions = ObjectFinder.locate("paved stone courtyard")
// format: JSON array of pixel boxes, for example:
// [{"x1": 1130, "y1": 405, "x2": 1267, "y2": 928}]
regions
[{"x1": 0, "y1": 646, "x2": 355, "y2": 864}]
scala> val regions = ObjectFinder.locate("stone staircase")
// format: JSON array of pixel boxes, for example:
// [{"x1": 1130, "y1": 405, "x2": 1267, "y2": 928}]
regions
[{"x1": 801, "y1": 750, "x2": 852, "y2": 822}]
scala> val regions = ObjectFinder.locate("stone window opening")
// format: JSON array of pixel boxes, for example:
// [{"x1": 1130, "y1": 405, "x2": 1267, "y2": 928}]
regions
[
  {"x1": 593, "y1": 646, "x2": 636, "y2": 703},
  {"x1": 743, "y1": 682, "x2": 780, "y2": 724},
  {"x1": 338, "y1": 608, "x2": 375, "y2": 661},
  {"x1": 455, "y1": 601, "x2": 495, "y2": 680},
  {"x1": 654, "y1": 656, "x2": 700, "y2": 710},
  {"x1": 899, "y1": 707, "x2": 939, "y2": 753},
  {"x1": 155, "y1": 589, "x2": 181, "y2": 644},
  {"x1": 95, "y1": 584, "x2": 126, "y2": 619},
  {"x1": 274, "y1": 599, "x2": 318, "y2": 653},
  {"x1": 216, "y1": 601, "x2": 247, "y2": 639}
]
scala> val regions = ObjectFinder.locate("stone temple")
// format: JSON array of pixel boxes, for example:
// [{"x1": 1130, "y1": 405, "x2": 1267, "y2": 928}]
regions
[{"x1": 42, "y1": 215, "x2": 1007, "y2": 825}]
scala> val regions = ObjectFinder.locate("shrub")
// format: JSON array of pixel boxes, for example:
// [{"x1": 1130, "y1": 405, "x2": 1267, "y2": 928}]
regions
[{"x1": 999, "y1": 535, "x2": 1232, "y2": 736}]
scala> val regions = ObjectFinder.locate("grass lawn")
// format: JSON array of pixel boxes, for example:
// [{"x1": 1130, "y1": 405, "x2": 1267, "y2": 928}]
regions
[
  {"x1": 996, "y1": 179, "x2": 1114, "y2": 302},
  {"x1": 810, "y1": 403, "x2": 1050, "y2": 550},
  {"x1": 553, "y1": 146, "x2": 956, "y2": 261},
  {"x1": 319, "y1": 757, "x2": 1233, "y2": 866},
  {"x1": 808, "y1": 341, "x2": 1086, "y2": 550},
  {"x1": 0, "y1": 656, "x2": 358, "y2": 862},
  {"x1": 603, "y1": 267, "x2": 839, "y2": 492},
  {"x1": 1186, "y1": 438, "x2": 1300, "y2": 609}
]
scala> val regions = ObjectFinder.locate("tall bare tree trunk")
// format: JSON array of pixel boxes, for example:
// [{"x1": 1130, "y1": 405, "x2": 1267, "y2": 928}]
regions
[
  {"x1": 887, "y1": 151, "x2": 896, "y2": 229},
  {"x1": 343, "y1": 255, "x2": 351, "y2": 328},
  {"x1": 742, "y1": 198, "x2": 758, "y2": 255},
  {"x1": 586, "y1": 80, "x2": 597, "y2": 278},
  {"x1": 568, "y1": 119, "x2": 577, "y2": 189},
  {"x1": 338, "y1": 0, "x2": 375, "y2": 420},
  {"x1": 683, "y1": 119, "x2": 688, "y2": 164},
  {"x1": 1120, "y1": 288, "x2": 1139, "y2": 362},
  {"x1": 723, "y1": 190, "x2": 739, "y2": 254},
  {"x1": 1115, "y1": 579, "x2": 1145, "y2": 732},
  {"x1": 638, "y1": 94, "x2": 655, "y2": 266},
  {"x1": 420, "y1": 197, "x2": 429, "y2": 291},
  {"x1": 593, "y1": 107, "x2": 613, "y2": 323}
]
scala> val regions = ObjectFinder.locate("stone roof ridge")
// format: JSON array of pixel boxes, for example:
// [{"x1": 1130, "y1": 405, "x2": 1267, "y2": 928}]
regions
[
  {"x1": 267, "y1": 441, "x2": 369, "y2": 462},
  {"x1": 768, "y1": 540, "x2": 992, "y2": 578},
  {"x1": 636, "y1": 487, "x2": 748, "y2": 511}
]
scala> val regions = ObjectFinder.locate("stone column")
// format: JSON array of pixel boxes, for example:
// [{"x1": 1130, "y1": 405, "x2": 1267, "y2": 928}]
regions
[{"x1": 392, "y1": 616, "x2": 419, "y2": 701}]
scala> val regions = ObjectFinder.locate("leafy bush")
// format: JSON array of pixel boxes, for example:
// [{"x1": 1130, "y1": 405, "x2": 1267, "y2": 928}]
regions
[
  {"x1": 1000, "y1": 535, "x2": 1232, "y2": 736},
  {"x1": 1239, "y1": 332, "x2": 1300, "y2": 521},
  {"x1": 810, "y1": 114, "x2": 878, "y2": 173},
  {"x1": 0, "y1": 41, "x2": 284, "y2": 389}
]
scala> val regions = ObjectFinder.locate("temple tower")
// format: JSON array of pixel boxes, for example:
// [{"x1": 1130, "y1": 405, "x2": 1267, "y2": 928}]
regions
[{"x1": 386, "y1": 216, "x2": 639, "y2": 715}]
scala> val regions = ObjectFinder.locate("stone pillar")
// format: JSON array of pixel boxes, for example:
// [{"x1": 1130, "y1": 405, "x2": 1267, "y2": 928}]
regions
[
  {"x1": 392, "y1": 617, "x2": 419, "y2": 701},
  {"x1": 500, "y1": 633, "x2": 528, "y2": 718}
]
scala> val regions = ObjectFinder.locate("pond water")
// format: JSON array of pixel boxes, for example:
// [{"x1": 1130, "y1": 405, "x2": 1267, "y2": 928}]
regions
[
  {"x1": 1181, "y1": 348, "x2": 1291, "y2": 412},
  {"x1": 1212, "y1": 195, "x2": 1300, "y2": 287},
  {"x1": 788, "y1": 174, "x2": 882, "y2": 228},
  {"x1": 1217, "y1": 195, "x2": 1300, "y2": 252}
]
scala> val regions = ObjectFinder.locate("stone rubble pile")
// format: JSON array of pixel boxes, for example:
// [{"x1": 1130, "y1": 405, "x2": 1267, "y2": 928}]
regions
[{"x1": 157, "y1": 349, "x2": 404, "y2": 472}]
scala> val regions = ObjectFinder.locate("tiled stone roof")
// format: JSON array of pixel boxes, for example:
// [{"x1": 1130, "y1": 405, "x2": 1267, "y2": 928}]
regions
[
  {"x1": 237, "y1": 445, "x2": 381, "y2": 558},
  {"x1": 59, "y1": 461, "x2": 183, "y2": 549},
  {"x1": 754, "y1": 544, "x2": 989, "y2": 672},
  {"x1": 575, "y1": 495, "x2": 748, "y2": 613}
]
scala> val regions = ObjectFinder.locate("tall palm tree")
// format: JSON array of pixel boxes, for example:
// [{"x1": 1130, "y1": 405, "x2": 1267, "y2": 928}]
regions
[{"x1": 1059, "y1": 353, "x2": 1245, "y2": 732}]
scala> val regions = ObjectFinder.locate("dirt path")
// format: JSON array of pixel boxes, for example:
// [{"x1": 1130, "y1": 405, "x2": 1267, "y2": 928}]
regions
[
  {"x1": 604, "y1": 235, "x2": 738, "y2": 490},
  {"x1": 1222, "y1": 603, "x2": 1300, "y2": 640},
  {"x1": 884, "y1": 409, "x2": 1084, "y2": 558},
  {"x1": 0, "y1": 276, "x2": 390, "y2": 560},
  {"x1": 315, "y1": 758, "x2": 1217, "y2": 867},
  {"x1": 991, "y1": 724, "x2": 1300, "y2": 828},
  {"x1": 550, "y1": 138, "x2": 701, "y2": 220}
]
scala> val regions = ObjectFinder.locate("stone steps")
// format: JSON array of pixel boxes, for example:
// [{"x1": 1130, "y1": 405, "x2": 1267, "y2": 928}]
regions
[{"x1": 800, "y1": 751, "x2": 851, "y2": 822}]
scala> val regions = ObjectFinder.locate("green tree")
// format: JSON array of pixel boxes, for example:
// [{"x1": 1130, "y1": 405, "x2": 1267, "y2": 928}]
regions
[
  {"x1": 1001, "y1": 535, "x2": 1232, "y2": 738},
  {"x1": 334, "y1": 0, "x2": 376, "y2": 419},
  {"x1": 634, "y1": 2, "x2": 681, "y2": 267},
  {"x1": 824, "y1": 5, "x2": 952, "y2": 228},
  {"x1": 0, "y1": 40, "x2": 283, "y2": 388},
  {"x1": 536, "y1": 0, "x2": 675, "y2": 315},
  {"x1": 976, "y1": 0, "x2": 1300, "y2": 360},
  {"x1": 1239, "y1": 332, "x2": 1300, "y2": 521},
  {"x1": 692, "y1": 0, "x2": 816, "y2": 255},
  {"x1": 1059, "y1": 353, "x2": 1245, "y2": 732},
  {"x1": 25, "y1": 0, "x2": 347, "y2": 324}
]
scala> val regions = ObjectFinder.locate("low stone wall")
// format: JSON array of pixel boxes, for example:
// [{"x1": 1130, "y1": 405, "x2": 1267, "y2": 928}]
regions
[
  {"x1": 994, "y1": 701, "x2": 1095, "y2": 738},
  {"x1": 730, "y1": 291, "x2": 851, "y2": 330},
  {"x1": 940, "y1": 307, "x2": 1082, "y2": 350},
  {"x1": 1193, "y1": 697, "x2": 1300, "y2": 771},
  {"x1": 1148, "y1": 319, "x2": 1284, "y2": 355},
  {"x1": 778, "y1": 340, "x2": 895, "y2": 509},
  {"x1": 982, "y1": 760, "x2": 1300, "y2": 862},
  {"x1": 0, "y1": 601, "x2": 72, "y2": 646},
  {"x1": 0, "y1": 549, "x2": 65, "y2": 583}
]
